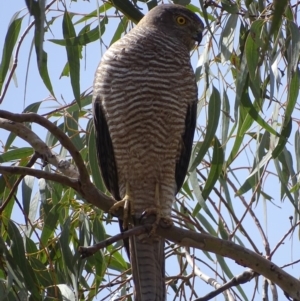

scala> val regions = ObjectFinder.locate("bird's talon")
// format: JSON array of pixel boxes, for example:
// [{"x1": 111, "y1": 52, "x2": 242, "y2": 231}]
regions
[{"x1": 109, "y1": 197, "x2": 131, "y2": 229}]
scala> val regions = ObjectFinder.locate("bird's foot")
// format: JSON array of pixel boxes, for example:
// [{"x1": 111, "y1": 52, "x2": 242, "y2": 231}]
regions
[
  {"x1": 110, "y1": 182, "x2": 132, "y2": 229},
  {"x1": 109, "y1": 197, "x2": 131, "y2": 229}
]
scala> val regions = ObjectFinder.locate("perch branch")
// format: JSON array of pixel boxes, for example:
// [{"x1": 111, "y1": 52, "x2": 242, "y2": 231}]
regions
[{"x1": 77, "y1": 219, "x2": 300, "y2": 300}]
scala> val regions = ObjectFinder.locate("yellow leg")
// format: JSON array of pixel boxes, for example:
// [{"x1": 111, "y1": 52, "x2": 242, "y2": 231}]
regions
[{"x1": 109, "y1": 182, "x2": 132, "y2": 228}]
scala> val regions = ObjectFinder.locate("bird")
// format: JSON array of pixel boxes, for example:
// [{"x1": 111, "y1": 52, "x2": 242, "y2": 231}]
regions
[{"x1": 92, "y1": 4, "x2": 204, "y2": 300}]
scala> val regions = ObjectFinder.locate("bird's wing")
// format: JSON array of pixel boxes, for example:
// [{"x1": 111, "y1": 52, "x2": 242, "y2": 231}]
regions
[
  {"x1": 175, "y1": 99, "x2": 197, "y2": 194},
  {"x1": 93, "y1": 98, "x2": 131, "y2": 258},
  {"x1": 93, "y1": 98, "x2": 120, "y2": 201}
]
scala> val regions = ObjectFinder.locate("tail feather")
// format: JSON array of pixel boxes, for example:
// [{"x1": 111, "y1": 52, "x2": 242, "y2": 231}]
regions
[{"x1": 130, "y1": 236, "x2": 165, "y2": 301}]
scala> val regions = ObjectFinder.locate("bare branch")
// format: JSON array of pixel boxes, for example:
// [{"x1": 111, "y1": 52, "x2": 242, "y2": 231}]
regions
[
  {"x1": 0, "y1": 164, "x2": 114, "y2": 212},
  {"x1": 0, "y1": 110, "x2": 89, "y2": 182},
  {"x1": 77, "y1": 217, "x2": 300, "y2": 300},
  {"x1": 0, "y1": 165, "x2": 78, "y2": 188},
  {"x1": 79, "y1": 225, "x2": 149, "y2": 258},
  {"x1": 156, "y1": 226, "x2": 300, "y2": 300},
  {"x1": 0, "y1": 118, "x2": 79, "y2": 178}
]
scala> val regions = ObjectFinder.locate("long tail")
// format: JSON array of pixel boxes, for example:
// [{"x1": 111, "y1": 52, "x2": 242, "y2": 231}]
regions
[{"x1": 130, "y1": 236, "x2": 165, "y2": 301}]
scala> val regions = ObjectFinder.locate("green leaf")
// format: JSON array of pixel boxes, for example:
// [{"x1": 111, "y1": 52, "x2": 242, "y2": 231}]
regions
[
  {"x1": 110, "y1": 16, "x2": 128, "y2": 46},
  {"x1": 23, "y1": 101, "x2": 42, "y2": 113},
  {"x1": 201, "y1": 137, "x2": 224, "y2": 200},
  {"x1": 285, "y1": 67, "x2": 299, "y2": 124},
  {"x1": 59, "y1": 217, "x2": 75, "y2": 275},
  {"x1": 190, "y1": 86, "x2": 221, "y2": 171},
  {"x1": 106, "y1": 246, "x2": 128, "y2": 271},
  {"x1": 40, "y1": 203, "x2": 60, "y2": 245},
  {"x1": 221, "y1": 89, "x2": 230, "y2": 147},
  {"x1": 50, "y1": 17, "x2": 107, "y2": 47},
  {"x1": 0, "y1": 17, "x2": 22, "y2": 94},
  {"x1": 22, "y1": 174, "x2": 35, "y2": 219},
  {"x1": 7, "y1": 221, "x2": 40, "y2": 298},
  {"x1": 274, "y1": 158, "x2": 298, "y2": 211},
  {"x1": 287, "y1": 21, "x2": 300, "y2": 74},
  {"x1": 295, "y1": 130, "x2": 300, "y2": 172},
  {"x1": 74, "y1": 3, "x2": 113, "y2": 25},
  {"x1": 25, "y1": 192, "x2": 39, "y2": 236},
  {"x1": 220, "y1": 14, "x2": 238, "y2": 63},
  {"x1": 25, "y1": 0, "x2": 54, "y2": 97},
  {"x1": 269, "y1": 0, "x2": 287, "y2": 37},
  {"x1": 221, "y1": 0, "x2": 239, "y2": 13},
  {"x1": 0, "y1": 147, "x2": 33, "y2": 163},
  {"x1": 190, "y1": 168, "x2": 216, "y2": 222},
  {"x1": 245, "y1": 20, "x2": 264, "y2": 97},
  {"x1": 66, "y1": 95, "x2": 92, "y2": 113},
  {"x1": 239, "y1": 81, "x2": 279, "y2": 137},
  {"x1": 272, "y1": 117, "x2": 292, "y2": 159},
  {"x1": 236, "y1": 132, "x2": 269, "y2": 196},
  {"x1": 63, "y1": 11, "x2": 80, "y2": 107}
]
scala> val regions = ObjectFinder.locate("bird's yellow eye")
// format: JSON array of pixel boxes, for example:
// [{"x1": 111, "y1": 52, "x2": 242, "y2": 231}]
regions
[{"x1": 176, "y1": 16, "x2": 186, "y2": 25}]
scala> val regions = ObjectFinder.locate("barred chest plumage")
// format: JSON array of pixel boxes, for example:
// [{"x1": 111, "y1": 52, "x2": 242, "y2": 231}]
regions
[{"x1": 93, "y1": 25, "x2": 197, "y2": 218}]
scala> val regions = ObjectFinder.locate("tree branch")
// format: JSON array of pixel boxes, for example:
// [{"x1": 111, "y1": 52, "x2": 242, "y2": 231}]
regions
[
  {"x1": 0, "y1": 110, "x2": 89, "y2": 182},
  {"x1": 0, "y1": 164, "x2": 114, "y2": 212},
  {"x1": 157, "y1": 226, "x2": 300, "y2": 301},
  {"x1": 76, "y1": 218, "x2": 300, "y2": 300},
  {"x1": 0, "y1": 118, "x2": 79, "y2": 178}
]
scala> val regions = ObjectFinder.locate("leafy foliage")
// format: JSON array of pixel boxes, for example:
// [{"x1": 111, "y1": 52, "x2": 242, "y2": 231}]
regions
[{"x1": 0, "y1": 0, "x2": 300, "y2": 300}]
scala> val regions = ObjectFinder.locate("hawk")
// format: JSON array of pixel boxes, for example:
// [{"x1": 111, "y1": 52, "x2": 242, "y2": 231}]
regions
[{"x1": 93, "y1": 4, "x2": 204, "y2": 300}]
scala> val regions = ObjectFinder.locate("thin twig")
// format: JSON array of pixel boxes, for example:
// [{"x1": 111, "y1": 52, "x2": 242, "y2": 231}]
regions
[
  {"x1": 0, "y1": 0, "x2": 57, "y2": 103},
  {"x1": 270, "y1": 220, "x2": 300, "y2": 258},
  {"x1": 79, "y1": 225, "x2": 150, "y2": 258}
]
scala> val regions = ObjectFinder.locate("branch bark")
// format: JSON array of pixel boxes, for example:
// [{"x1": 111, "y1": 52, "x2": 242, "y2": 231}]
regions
[
  {"x1": 157, "y1": 226, "x2": 300, "y2": 300},
  {"x1": 0, "y1": 118, "x2": 79, "y2": 178}
]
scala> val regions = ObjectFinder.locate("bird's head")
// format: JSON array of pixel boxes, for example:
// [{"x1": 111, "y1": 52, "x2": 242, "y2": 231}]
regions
[{"x1": 138, "y1": 4, "x2": 204, "y2": 51}]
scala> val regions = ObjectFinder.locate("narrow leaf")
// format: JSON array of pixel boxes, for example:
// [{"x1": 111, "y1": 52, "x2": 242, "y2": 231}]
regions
[
  {"x1": 190, "y1": 86, "x2": 221, "y2": 171},
  {"x1": 63, "y1": 11, "x2": 80, "y2": 106},
  {"x1": 220, "y1": 14, "x2": 238, "y2": 63},
  {"x1": 0, "y1": 18, "x2": 22, "y2": 95},
  {"x1": 201, "y1": 137, "x2": 224, "y2": 199},
  {"x1": 0, "y1": 147, "x2": 33, "y2": 163},
  {"x1": 22, "y1": 174, "x2": 35, "y2": 218}
]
